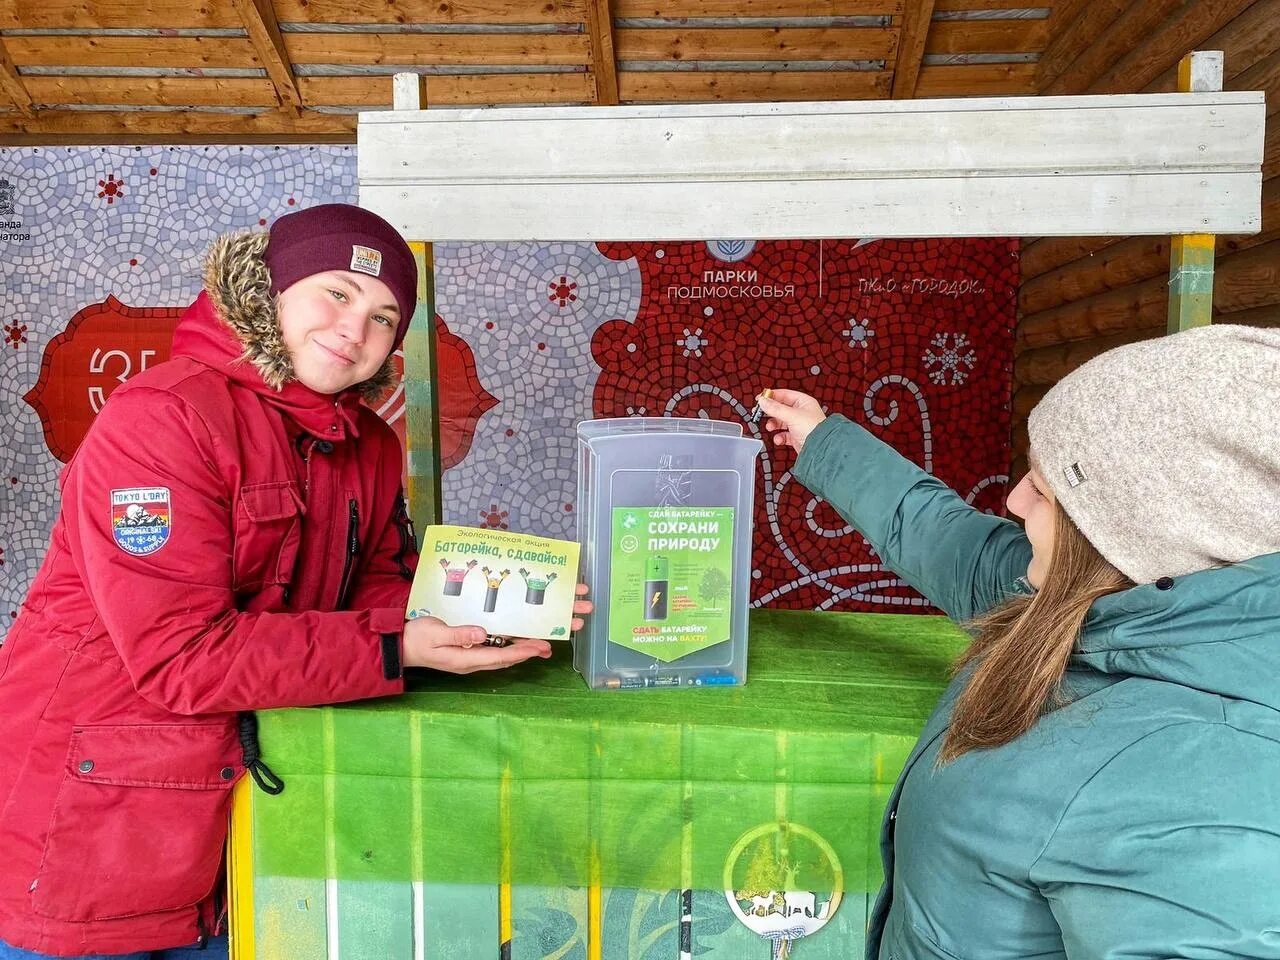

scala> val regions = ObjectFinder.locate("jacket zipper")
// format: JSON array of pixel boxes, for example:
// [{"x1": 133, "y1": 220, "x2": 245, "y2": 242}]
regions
[
  {"x1": 337, "y1": 498, "x2": 359, "y2": 608},
  {"x1": 392, "y1": 490, "x2": 416, "y2": 580}
]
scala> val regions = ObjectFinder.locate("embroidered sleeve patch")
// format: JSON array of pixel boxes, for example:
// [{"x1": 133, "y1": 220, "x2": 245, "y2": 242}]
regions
[{"x1": 111, "y1": 487, "x2": 172, "y2": 556}]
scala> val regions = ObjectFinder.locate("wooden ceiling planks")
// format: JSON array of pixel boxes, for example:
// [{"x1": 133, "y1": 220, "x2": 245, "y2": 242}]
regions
[
  {"x1": 21, "y1": 76, "x2": 281, "y2": 108},
  {"x1": 1035, "y1": 0, "x2": 1125, "y2": 91},
  {"x1": 1233, "y1": 48, "x2": 1280, "y2": 116},
  {"x1": 915, "y1": 61, "x2": 1036, "y2": 97},
  {"x1": 0, "y1": 108, "x2": 356, "y2": 141},
  {"x1": 284, "y1": 33, "x2": 591, "y2": 67},
  {"x1": 611, "y1": 0, "x2": 905, "y2": 15},
  {"x1": 2, "y1": 0, "x2": 243, "y2": 30},
  {"x1": 618, "y1": 69, "x2": 891, "y2": 102},
  {"x1": 926, "y1": 19, "x2": 1049, "y2": 57},
  {"x1": 3, "y1": 36, "x2": 260, "y2": 69},
  {"x1": 1140, "y1": 0, "x2": 1279, "y2": 94},
  {"x1": 614, "y1": 27, "x2": 898, "y2": 62},
  {"x1": 303, "y1": 72, "x2": 596, "y2": 106},
  {"x1": 270, "y1": 0, "x2": 589, "y2": 24},
  {"x1": 2, "y1": 0, "x2": 1231, "y2": 139}
]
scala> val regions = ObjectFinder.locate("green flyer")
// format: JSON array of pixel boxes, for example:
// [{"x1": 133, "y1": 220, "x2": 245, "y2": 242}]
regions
[{"x1": 608, "y1": 506, "x2": 735, "y2": 662}]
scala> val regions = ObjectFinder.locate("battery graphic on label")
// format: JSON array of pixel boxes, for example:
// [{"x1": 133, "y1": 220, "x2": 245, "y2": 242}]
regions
[
  {"x1": 481, "y1": 567, "x2": 510, "y2": 613},
  {"x1": 439, "y1": 558, "x2": 477, "y2": 597},
  {"x1": 519, "y1": 568, "x2": 557, "y2": 605},
  {"x1": 644, "y1": 555, "x2": 669, "y2": 621}
]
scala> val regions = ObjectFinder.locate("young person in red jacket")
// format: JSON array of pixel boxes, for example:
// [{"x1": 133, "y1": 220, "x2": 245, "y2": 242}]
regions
[{"x1": 0, "y1": 204, "x2": 589, "y2": 959}]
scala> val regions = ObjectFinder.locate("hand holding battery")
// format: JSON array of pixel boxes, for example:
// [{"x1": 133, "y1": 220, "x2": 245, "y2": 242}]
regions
[
  {"x1": 402, "y1": 614, "x2": 552, "y2": 673},
  {"x1": 757, "y1": 389, "x2": 827, "y2": 453}
]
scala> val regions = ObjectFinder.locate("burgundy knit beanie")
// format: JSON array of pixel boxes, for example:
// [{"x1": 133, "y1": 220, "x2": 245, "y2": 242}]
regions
[{"x1": 265, "y1": 203, "x2": 418, "y2": 348}]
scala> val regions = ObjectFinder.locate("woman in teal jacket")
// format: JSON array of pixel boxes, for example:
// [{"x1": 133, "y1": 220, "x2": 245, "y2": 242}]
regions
[{"x1": 759, "y1": 324, "x2": 1280, "y2": 960}]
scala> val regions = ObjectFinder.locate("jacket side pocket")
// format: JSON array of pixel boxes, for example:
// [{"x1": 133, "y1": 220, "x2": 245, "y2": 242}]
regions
[{"x1": 31, "y1": 722, "x2": 242, "y2": 922}]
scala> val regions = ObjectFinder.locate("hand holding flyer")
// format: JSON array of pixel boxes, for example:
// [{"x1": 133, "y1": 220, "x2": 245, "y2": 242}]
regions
[{"x1": 407, "y1": 525, "x2": 582, "y2": 641}]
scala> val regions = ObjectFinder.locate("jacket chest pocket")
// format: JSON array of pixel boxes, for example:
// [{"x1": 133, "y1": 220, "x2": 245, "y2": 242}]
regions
[
  {"x1": 31, "y1": 723, "x2": 242, "y2": 922},
  {"x1": 232, "y1": 481, "x2": 303, "y2": 594}
]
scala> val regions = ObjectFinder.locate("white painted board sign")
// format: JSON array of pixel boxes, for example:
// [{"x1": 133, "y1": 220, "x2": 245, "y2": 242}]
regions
[{"x1": 358, "y1": 93, "x2": 1265, "y2": 241}]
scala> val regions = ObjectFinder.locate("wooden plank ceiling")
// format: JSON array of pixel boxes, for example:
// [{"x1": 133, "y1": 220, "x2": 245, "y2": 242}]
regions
[{"x1": 0, "y1": 0, "x2": 1054, "y2": 139}]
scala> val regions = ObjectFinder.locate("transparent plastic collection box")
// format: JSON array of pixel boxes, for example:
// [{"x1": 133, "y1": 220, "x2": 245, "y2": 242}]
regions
[{"x1": 574, "y1": 417, "x2": 763, "y2": 691}]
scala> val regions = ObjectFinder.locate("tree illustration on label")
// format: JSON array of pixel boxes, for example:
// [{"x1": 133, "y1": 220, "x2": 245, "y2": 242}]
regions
[{"x1": 699, "y1": 567, "x2": 731, "y2": 608}]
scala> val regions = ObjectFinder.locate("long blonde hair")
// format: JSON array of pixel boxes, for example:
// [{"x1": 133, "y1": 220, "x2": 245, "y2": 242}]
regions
[{"x1": 938, "y1": 504, "x2": 1132, "y2": 765}]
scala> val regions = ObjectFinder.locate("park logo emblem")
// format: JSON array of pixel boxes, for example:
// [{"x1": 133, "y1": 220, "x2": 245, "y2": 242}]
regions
[{"x1": 724, "y1": 821, "x2": 843, "y2": 958}]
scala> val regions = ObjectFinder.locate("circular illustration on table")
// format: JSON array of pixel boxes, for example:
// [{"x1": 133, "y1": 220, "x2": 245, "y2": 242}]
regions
[{"x1": 723, "y1": 821, "x2": 842, "y2": 955}]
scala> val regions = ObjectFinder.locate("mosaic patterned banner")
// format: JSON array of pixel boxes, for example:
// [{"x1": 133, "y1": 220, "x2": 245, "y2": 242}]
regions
[
  {"x1": 0, "y1": 147, "x2": 1015, "y2": 639},
  {"x1": 1, "y1": 146, "x2": 359, "y2": 640},
  {"x1": 450, "y1": 238, "x2": 1018, "y2": 614}
]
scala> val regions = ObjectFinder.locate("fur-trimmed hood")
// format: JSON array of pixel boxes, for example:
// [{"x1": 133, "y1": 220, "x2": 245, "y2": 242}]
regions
[{"x1": 201, "y1": 230, "x2": 396, "y2": 401}]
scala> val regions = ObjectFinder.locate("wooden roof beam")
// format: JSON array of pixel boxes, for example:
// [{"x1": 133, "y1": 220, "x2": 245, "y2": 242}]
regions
[
  {"x1": 585, "y1": 0, "x2": 619, "y2": 105},
  {"x1": 1144, "y1": 0, "x2": 1280, "y2": 93},
  {"x1": 1092, "y1": 0, "x2": 1261, "y2": 95},
  {"x1": 0, "y1": 36, "x2": 34, "y2": 118},
  {"x1": 1043, "y1": 0, "x2": 1187, "y2": 96},
  {"x1": 232, "y1": 0, "x2": 304, "y2": 117},
  {"x1": 1035, "y1": 0, "x2": 1125, "y2": 93},
  {"x1": 892, "y1": 0, "x2": 936, "y2": 99}
]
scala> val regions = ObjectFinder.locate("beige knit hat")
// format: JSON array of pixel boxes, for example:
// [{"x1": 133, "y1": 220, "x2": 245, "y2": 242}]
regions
[{"x1": 1028, "y1": 324, "x2": 1280, "y2": 584}]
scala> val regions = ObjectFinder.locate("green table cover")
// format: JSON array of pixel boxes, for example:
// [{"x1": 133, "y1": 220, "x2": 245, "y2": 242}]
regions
[{"x1": 237, "y1": 609, "x2": 967, "y2": 960}]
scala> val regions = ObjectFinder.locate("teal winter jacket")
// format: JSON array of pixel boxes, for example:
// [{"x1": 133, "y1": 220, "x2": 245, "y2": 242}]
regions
[{"x1": 794, "y1": 415, "x2": 1280, "y2": 960}]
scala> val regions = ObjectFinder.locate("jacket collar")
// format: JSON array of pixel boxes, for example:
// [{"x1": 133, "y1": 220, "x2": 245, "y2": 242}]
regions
[{"x1": 1072, "y1": 551, "x2": 1280, "y2": 709}]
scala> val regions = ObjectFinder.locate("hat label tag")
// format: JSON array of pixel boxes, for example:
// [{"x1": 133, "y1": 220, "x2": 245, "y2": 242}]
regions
[
  {"x1": 1063, "y1": 462, "x2": 1089, "y2": 488},
  {"x1": 350, "y1": 245, "x2": 383, "y2": 277}
]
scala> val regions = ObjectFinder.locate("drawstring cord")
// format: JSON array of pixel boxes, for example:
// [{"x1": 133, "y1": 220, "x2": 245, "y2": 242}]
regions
[{"x1": 237, "y1": 712, "x2": 284, "y2": 795}]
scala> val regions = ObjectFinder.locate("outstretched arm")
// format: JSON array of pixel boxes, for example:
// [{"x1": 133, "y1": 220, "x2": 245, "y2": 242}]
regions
[{"x1": 760, "y1": 390, "x2": 1032, "y2": 624}]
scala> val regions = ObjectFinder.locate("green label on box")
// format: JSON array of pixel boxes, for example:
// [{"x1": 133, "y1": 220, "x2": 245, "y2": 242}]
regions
[{"x1": 608, "y1": 506, "x2": 734, "y2": 662}]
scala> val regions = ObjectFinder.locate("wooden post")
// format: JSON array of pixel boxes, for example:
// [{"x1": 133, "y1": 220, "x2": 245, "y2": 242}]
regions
[
  {"x1": 403, "y1": 242, "x2": 442, "y2": 528},
  {"x1": 392, "y1": 73, "x2": 443, "y2": 528},
  {"x1": 1167, "y1": 51, "x2": 1223, "y2": 334}
]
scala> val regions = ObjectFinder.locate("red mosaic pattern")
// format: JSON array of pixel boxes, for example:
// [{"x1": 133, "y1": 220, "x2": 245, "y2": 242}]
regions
[
  {"x1": 593, "y1": 238, "x2": 1018, "y2": 613},
  {"x1": 26, "y1": 302, "x2": 495, "y2": 476},
  {"x1": 96, "y1": 174, "x2": 125, "y2": 204}
]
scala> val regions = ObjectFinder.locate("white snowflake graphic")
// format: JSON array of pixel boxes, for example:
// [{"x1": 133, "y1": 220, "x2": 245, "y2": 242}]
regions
[
  {"x1": 843, "y1": 318, "x2": 875, "y2": 348},
  {"x1": 679, "y1": 327, "x2": 708, "y2": 358},
  {"x1": 923, "y1": 332, "x2": 977, "y2": 385}
]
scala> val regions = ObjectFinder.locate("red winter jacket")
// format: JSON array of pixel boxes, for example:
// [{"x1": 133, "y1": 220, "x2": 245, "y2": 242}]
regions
[{"x1": 0, "y1": 233, "x2": 418, "y2": 956}]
